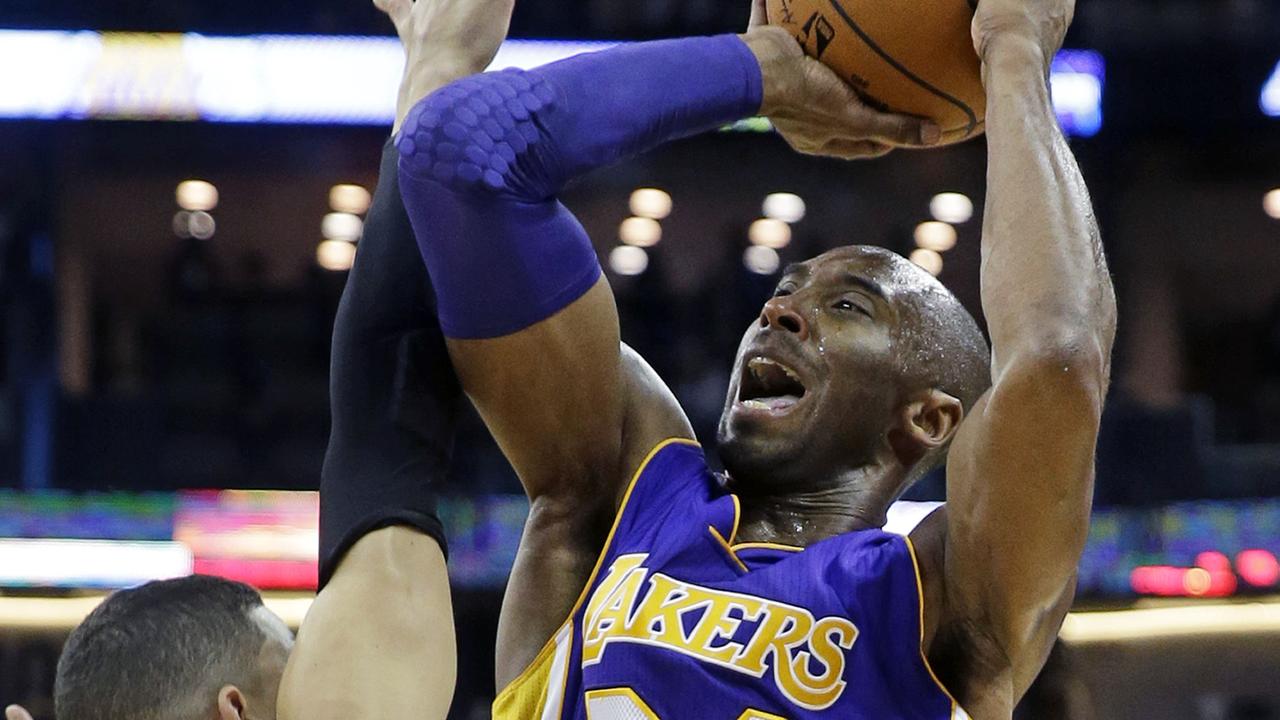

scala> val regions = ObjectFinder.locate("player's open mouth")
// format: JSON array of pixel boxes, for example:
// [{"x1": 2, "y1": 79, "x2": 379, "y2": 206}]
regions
[{"x1": 737, "y1": 356, "x2": 807, "y2": 415}]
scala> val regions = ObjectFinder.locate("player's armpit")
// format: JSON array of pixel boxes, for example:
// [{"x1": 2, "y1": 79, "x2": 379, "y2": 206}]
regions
[
  {"x1": 278, "y1": 527, "x2": 455, "y2": 720},
  {"x1": 931, "y1": 340, "x2": 1108, "y2": 704}
]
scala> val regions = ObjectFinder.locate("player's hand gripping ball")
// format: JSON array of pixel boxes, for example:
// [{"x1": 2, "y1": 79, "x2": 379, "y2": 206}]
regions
[{"x1": 761, "y1": 0, "x2": 985, "y2": 145}]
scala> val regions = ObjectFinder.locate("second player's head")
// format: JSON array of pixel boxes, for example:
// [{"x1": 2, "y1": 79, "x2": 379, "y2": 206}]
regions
[
  {"x1": 717, "y1": 245, "x2": 991, "y2": 505},
  {"x1": 54, "y1": 575, "x2": 293, "y2": 720}
]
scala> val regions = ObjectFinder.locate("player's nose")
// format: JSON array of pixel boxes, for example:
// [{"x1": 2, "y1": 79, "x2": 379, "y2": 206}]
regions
[{"x1": 759, "y1": 297, "x2": 809, "y2": 340}]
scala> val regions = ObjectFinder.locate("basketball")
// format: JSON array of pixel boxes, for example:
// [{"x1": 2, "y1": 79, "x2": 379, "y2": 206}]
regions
[{"x1": 765, "y1": 0, "x2": 985, "y2": 145}]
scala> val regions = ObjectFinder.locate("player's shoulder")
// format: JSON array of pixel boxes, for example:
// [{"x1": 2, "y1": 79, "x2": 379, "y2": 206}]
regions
[
  {"x1": 622, "y1": 437, "x2": 715, "y2": 509},
  {"x1": 616, "y1": 344, "x2": 696, "y2": 494},
  {"x1": 805, "y1": 501, "x2": 946, "y2": 590}
]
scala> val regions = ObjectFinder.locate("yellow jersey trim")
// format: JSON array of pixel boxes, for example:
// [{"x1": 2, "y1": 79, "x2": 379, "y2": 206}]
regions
[
  {"x1": 731, "y1": 541, "x2": 804, "y2": 553},
  {"x1": 584, "y1": 687, "x2": 660, "y2": 719},
  {"x1": 494, "y1": 437, "x2": 702, "y2": 707},
  {"x1": 708, "y1": 525, "x2": 749, "y2": 573},
  {"x1": 903, "y1": 535, "x2": 963, "y2": 712},
  {"x1": 491, "y1": 623, "x2": 561, "y2": 719}
]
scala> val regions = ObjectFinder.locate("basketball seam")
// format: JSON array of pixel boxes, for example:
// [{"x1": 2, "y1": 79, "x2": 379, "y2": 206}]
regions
[{"x1": 822, "y1": 0, "x2": 979, "y2": 137}]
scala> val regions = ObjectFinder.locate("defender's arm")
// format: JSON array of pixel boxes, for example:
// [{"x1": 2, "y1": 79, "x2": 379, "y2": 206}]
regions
[
  {"x1": 278, "y1": 1, "x2": 508, "y2": 717},
  {"x1": 931, "y1": 1, "x2": 1117, "y2": 705}
]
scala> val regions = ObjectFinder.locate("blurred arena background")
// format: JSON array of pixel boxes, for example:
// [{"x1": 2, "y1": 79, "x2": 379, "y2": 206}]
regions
[{"x1": 1, "y1": 0, "x2": 1280, "y2": 717}]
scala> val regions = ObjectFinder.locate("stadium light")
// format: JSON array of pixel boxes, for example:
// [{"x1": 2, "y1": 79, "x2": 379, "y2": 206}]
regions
[
  {"x1": 176, "y1": 180, "x2": 218, "y2": 211},
  {"x1": 914, "y1": 221, "x2": 957, "y2": 252},
  {"x1": 909, "y1": 248, "x2": 944, "y2": 276},
  {"x1": 1264, "y1": 188, "x2": 1280, "y2": 219},
  {"x1": 762, "y1": 193, "x2": 806, "y2": 224},
  {"x1": 1060, "y1": 602, "x2": 1280, "y2": 644},
  {"x1": 329, "y1": 184, "x2": 372, "y2": 215},
  {"x1": 748, "y1": 218, "x2": 791, "y2": 249},
  {"x1": 1262, "y1": 60, "x2": 1280, "y2": 117},
  {"x1": 316, "y1": 240, "x2": 356, "y2": 271},
  {"x1": 322, "y1": 212, "x2": 364, "y2": 243},
  {"x1": 743, "y1": 245, "x2": 781, "y2": 275},
  {"x1": 619, "y1": 216, "x2": 662, "y2": 247},
  {"x1": 929, "y1": 193, "x2": 973, "y2": 225},
  {"x1": 608, "y1": 246, "x2": 648, "y2": 276},
  {"x1": 0, "y1": 593, "x2": 312, "y2": 630},
  {"x1": 629, "y1": 189, "x2": 672, "y2": 220}
]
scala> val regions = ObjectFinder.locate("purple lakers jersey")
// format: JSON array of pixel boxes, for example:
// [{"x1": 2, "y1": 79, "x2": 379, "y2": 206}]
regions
[{"x1": 494, "y1": 439, "x2": 969, "y2": 719}]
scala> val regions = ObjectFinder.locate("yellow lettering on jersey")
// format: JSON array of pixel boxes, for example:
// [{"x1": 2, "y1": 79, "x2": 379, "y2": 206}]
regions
[
  {"x1": 777, "y1": 616, "x2": 859, "y2": 709},
  {"x1": 579, "y1": 554, "x2": 860, "y2": 711},
  {"x1": 684, "y1": 596, "x2": 764, "y2": 664},
  {"x1": 630, "y1": 572, "x2": 703, "y2": 647},
  {"x1": 582, "y1": 555, "x2": 649, "y2": 663},
  {"x1": 737, "y1": 711, "x2": 788, "y2": 720}
]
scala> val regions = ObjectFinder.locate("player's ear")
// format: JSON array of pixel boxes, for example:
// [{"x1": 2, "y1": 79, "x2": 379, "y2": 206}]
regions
[
  {"x1": 889, "y1": 389, "x2": 963, "y2": 466},
  {"x1": 216, "y1": 686, "x2": 249, "y2": 720}
]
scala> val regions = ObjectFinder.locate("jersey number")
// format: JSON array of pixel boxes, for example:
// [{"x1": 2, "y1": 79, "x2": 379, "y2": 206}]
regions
[{"x1": 585, "y1": 687, "x2": 785, "y2": 720}]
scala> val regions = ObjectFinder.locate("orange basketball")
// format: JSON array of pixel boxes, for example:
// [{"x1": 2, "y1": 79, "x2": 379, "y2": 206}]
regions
[{"x1": 765, "y1": 0, "x2": 985, "y2": 145}]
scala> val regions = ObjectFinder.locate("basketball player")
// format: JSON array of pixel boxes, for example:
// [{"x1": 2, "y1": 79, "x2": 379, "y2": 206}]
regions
[
  {"x1": 3, "y1": 576, "x2": 292, "y2": 720},
  {"x1": 392, "y1": 0, "x2": 1115, "y2": 716},
  {"x1": 4, "y1": 1, "x2": 507, "y2": 717}
]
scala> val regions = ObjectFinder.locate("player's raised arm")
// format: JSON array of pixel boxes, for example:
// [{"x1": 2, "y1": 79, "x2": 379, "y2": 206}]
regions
[
  {"x1": 929, "y1": 0, "x2": 1117, "y2": 710},
  {"x1": 396, "y1": 26, "x2": 943, "y2": 503},
  {"x1": 277, "y1": 0, "x2": 512, "y2": 717}
]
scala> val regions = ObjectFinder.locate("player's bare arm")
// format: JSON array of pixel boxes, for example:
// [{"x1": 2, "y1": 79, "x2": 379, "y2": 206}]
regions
[
  {"x1": 276, "y1": 0, "x2": 512, "y2": 717},
  {"x1": 395, "y1": 24, "x2": 941, "y2": 684},
  {"x1": 913, "y1": 0, "x2": 1117, "y2": 715}
]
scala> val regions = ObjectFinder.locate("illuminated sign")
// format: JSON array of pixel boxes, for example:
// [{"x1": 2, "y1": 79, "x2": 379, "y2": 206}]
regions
[
  {"x1": 7, "y1": 490, "x2": 1271, "y2": 595},
  {"x1": 0, "y1": 30, "x2": 1103, "y2": 136}
]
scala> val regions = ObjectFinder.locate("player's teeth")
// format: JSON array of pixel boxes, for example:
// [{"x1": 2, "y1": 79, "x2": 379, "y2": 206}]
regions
[
  {"x1": 742, "y1": 399, "x2": 769, "y2": 410},
  {"x1": 748, "y1": 357, "x2": 800, "y2": 384}
]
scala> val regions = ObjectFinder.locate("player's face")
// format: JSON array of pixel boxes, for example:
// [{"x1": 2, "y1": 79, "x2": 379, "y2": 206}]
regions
[{"x1": 717, "y1": 247, "x2": 915, "y2": 490}]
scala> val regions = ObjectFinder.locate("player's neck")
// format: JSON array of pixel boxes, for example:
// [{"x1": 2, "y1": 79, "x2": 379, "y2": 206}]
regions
[{"x1": 732, "y1": 473, "x2": 897, "y2": 547}]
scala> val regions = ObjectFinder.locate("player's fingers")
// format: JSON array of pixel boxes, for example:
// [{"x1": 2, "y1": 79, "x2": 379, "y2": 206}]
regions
[
  {"x1": 747, "y1": 0, "x2": 769, "y2": 29},
  {"x1": 820, "y1": 138, "x2": 893, "y2": 159},
  {"x1": 854, "y1": 107, "x2": 940, "y2": 147},
  {"x1": 6, "y1": 705, "x2": 35, "y2": 720}
]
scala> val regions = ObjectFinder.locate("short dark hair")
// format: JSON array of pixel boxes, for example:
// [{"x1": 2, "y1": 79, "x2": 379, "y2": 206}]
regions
[
  {"x1": 55, "y1": 575, "x2": 268, "y2": 720},
  {"x1": 892, "y1": 275, "x2": 992, "y2": 484}
]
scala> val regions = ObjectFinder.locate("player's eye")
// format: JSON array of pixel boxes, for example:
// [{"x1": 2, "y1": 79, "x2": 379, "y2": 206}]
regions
[
  {"x1": 833, "y1": 298, "x2": 871, "y2": 316},
  {"x1": 773, "y1": 283, "x2": 797, "y2": 297}
]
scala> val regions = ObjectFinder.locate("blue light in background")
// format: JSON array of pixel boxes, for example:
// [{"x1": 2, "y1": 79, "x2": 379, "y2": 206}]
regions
[
  {"x1": 1051, "y1": 49, "x2": 1105, "y2": 138},
  {"x1": 1262, "y1": 59, "x2": 1280, "y2": 117}
]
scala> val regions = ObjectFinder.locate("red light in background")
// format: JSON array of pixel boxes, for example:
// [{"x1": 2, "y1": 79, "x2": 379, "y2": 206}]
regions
[
  {"x1": 1237, "y1": 549, "x2": 1280, "y2": 588},
  {"x1": 1131, "y1": 563, "x2": 1238, "y2": 597},
  {"x1": 1132, "y1": 566, "x2": 1189, "y2": 596},
  {"x1": 1195, "y1": 551, "x2": 1231, "y2": 572}
]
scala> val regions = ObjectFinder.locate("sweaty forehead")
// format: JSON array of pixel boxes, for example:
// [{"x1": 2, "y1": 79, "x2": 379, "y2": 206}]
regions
[{"x1": 791, "y1": 246, "x2": 941, "y2": 297}]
